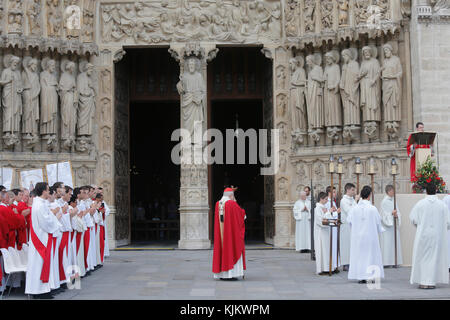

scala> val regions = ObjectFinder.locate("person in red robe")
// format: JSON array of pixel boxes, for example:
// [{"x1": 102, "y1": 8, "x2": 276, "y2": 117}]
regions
[
  {"x1": 0, "y1": 191, "x2": 25, "y2": 249},
  {"x1": 212, "y1": 187, "x2": 246, "y2": 281},
  {"x1": 407, "y1": 122, "x2": 432, "y2": 181},
  {"x1": 11, "y1": 189, "x2": 29, "y2": 250}
]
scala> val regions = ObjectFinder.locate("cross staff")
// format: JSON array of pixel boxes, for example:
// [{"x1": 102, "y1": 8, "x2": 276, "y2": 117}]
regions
[
  {"x1": 328, "y1": 155, "x2": 336, "y2": 276},
  {"x1": 391, "y1": 158, "x2": 399, "y2": 268},
  {"x1": 368, "y1": 158, "x2": 376, "y2": 205},
  {"x1": 355, "y1": 157, "x2": 362, "y2": 194},
  {"x1": 336, "y1": 156, "x2": 344, "y2": 272}
]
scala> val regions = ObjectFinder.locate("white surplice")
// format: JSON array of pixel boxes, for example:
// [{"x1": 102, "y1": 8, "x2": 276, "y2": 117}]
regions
[
  {"x1": 339, "y1": 195, "x2": 356, "y2": 266},
  {"x1": 314, "y1": 202, "x2": 339, "y2": 274},
  {"x1": 347, "y1": 200, "x2": 385, "y2": 281},
  {"x1": 410, "y1": 195, "x2": 450, "y2": 286},
  {"x1": 103, "y1": 202, "x2": 111, "y2": 257},
  {"x1": 81, "y1": 199, "x2": 97, "y2": 271},
  {"x1": 56, "y1": 198, "x2": 73, "y2": 284},
  {"x1": 379, "y1": 196, "x2": 403, "y2": 266},
  {"x1": 25, "y1": 197, "x2": 60, "y2": 295},
  {"x1": 293, "y1": 199, "x2": 311, "y2": 251},
  {"x1": 48, "y1": 200, "x2": 63, "y2": 290},
  {"x1": 444, "y1": 195, "x2": 450, "y2": 268},
  {"x1": 71, "y1": 211, "x2": 87, "y2": 277}
]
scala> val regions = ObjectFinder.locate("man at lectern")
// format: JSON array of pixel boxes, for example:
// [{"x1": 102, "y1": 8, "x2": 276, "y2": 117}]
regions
[{"x1": 407, "y1": 122, "x2": 433, "y2": 180}]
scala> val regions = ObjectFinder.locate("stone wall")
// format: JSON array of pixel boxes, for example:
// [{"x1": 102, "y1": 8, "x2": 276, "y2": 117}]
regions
[{"x1": 411, "y1": 0, "x2": 450, "y2": 185}]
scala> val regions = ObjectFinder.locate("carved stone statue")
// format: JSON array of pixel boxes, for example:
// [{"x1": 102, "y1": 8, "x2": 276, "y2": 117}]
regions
[
  {"x1": 47, "y1": 0, "x2": 62, "y2": 37},
  {"x1": 59, "y1": 60, "x2": 77, "y2": 149},
  {"x1": 305, "y1": 54, "x2": 324, "y2": 141},
  {"x1": 321, "y1": 0, "x2": 334, "y2": 30},
  {"x1": 21, "y1": 57, "x2": 41, "y2": 146},
  {"x1": 304, "y1": 0, "x2": 316, "y2": 33},
  {"x1": 432, "y1": 0, "x2": 450, "y2": 12},
  {"x1": 381, "y1": 43, "x2": 403, "y2": 139},
  {"x1": 0, "y1": 55, "x2": 22, "y2": 147},
  {"x1": 27, "y1": 0, "x2": 42, "y2": 35},
  {"x1": 289, "y1": 56, "x2": 307, "y2": 146},
  {"x1": 338, "y1": 0, "x2": 349, "y2": 26},
  {"x1": 340, "y1": 48, "x2": 360, "y2": 140},
  {"x1": 177, "y1": 57, "x2": 205, "y2": 138},
  {"x1": 323, "y1": 51, "x2": 342, "y2": 140},
  {"x1": 77, "y1": 62, "x2": 96, "y2": 137},
  {"x1": 358, "y1": 46, "x2": 381, "y2": 139},
  {"x1": 40, "y1": 58, "x2": 58, "y2": 140}
]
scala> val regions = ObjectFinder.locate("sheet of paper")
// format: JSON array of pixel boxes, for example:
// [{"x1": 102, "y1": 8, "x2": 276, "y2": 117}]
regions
[
  {"x1": 20, "y1": 169, "x2": 45, "y2": 190},
  {"x1": 0, "y1": 167, "x2": 14, "y2": 190},
  {"x1": 46, "y1": 161, "x2": 74, "y2": 188}
]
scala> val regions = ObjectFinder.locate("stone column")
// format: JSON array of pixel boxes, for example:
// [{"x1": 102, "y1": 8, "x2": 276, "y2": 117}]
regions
[
  {"x1": 169, "y1": 42, "x2": 218, "y2": 250},
  {"x1": 263, "y1": 44, "x2": 295, "y2": 248}
]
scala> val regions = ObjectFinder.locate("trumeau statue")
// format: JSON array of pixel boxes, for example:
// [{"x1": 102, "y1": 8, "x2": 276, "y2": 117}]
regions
[
  {"x1": 0, "y1": 55, "x2": 22, "y2": 147},
  {"x1": 40, "y1": 58, "x2": 58, "y2": 139},
  {"x1": 323, "y1": 50, "x2": 342, "y2": 140},
  {"x1": 358, "y1": 46, "x2": 381, "y2": 139},
  {"x1": 305, "y1": 53, "x2": 324, "y2": 142},
  {"x1": 381, "y1": 43, "x2": 403, "y2": 139},
  {"x1": 21, "y1": 57, "x2": 41, "y2": 146},
  {"x1": 340, "y1": 48, "x2": 360, "y2": 140},
  {"x1": 59, "y1": 60, "x2": 77, "y2": 149},
  {"x1": 77, "y1": 62, "x2": 96, "y2": 138},
  {"x1": 177, "y1": 56, "x2": 205, "y2": 138}
]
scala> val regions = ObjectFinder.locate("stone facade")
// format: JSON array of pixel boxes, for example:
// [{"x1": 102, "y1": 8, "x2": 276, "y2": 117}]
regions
[{"x1": 0, "y1": 0, "x2": 447, "y2": 250}]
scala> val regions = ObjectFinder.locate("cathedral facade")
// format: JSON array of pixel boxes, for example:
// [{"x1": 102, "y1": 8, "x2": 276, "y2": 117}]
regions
[{"x1": 0, "y1": 0, "x2": 449, "y2": 249}]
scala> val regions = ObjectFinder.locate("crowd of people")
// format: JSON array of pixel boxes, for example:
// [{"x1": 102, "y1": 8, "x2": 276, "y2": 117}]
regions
[
  {"x1": 293, "y1": 183, "x2": 450, "y2": 289},
  {"x1": 0, "y1": 182, "x2": 110, "y2": 299}
]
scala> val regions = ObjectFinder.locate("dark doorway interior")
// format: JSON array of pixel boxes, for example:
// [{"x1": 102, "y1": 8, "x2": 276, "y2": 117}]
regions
[
  {"x1": 211, "y1": 100, "x2": 264, "y2": 241},
  {"x1": 129, "y1": 101, "x2": 180, "y2": 242}
]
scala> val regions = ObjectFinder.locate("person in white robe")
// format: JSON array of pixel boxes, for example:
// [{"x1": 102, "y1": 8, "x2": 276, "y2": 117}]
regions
[
  {"x1": 74, "y1": 189, "x2": 88, "y2": 277},
  {"x1": 443, "y1": 194, "x2": 450, "y2": 270},
  {"x1": 56, "y1": 187, "x2": 73, "y2": 285},
  {"x1": 47, "y1": 187, "x2": 63, "y2": 290},
  {"x1": 25, "y1": 183, "x2": 60, "y2": 297},
  {"x1": 293, "y1": 191, "x2": 311, "y2": 251},
  {"x1": 325, "y1": 186, "x2": 339, "y2": 270},
  {"x1": 339, "y1": 183, "x2": 358, "y2": 271},
  {"x1": 410, "y1": 184, "x2": 450, "y2": 289},
  {"x1": 92, "y1": 195, "x2": 103, "y2": 266},
  {"x1": 314, "y1": 192, "x2": 340, "y2": 275},
  {"x1": 347, "y1": 186, "x2": 385, "y2": 283},
  {"x1": 379, "y1": 185, "x2": 403, "y2": 267}
]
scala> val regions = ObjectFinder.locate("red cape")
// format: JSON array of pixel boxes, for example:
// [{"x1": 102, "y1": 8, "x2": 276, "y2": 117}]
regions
[{"x1": 212, "y1": 199, "x2": 246, "y2": 274}]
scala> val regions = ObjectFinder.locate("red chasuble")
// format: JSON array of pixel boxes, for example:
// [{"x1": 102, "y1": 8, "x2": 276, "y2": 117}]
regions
[
  {"x1": 212, "y1": 200, "x2": 246, "y2": 274},
  {"x1": 0, "y1": 204, "x2": 23, "y2": 248},
  {"x1": 15, "y1": 202, "x2": 29, "y2": 250},
  {"x1": 407, "y1": 134, "x2": 431, "y2": 180}
]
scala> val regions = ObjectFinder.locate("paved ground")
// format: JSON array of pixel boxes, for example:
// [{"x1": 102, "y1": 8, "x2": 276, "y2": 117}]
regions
[{"x1": 4, "y1": 247, "x2": 450, "y2": 300}]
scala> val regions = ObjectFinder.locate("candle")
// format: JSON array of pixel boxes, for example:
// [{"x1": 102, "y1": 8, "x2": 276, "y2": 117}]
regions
[
  {"x1": 355, "y1": 157, "x2": 362, "y2": 174},
  {"x1": 338, "y1": 156, "x2": 344, "y2": 174},
  {"x1": 329, "y1": 155, "x2": 335, "y2": 173},
  {"x1": 369, "y1": 158, "x2": 375, "y2": 174},
  {"x1": 391, "y1": 158, "x2": 397, "y2": 175}
]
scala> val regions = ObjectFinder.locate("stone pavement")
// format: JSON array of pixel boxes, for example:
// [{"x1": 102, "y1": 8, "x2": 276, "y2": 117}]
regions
[{"x1": 4, "y1": 248, "x2": 450, "y2": 300}]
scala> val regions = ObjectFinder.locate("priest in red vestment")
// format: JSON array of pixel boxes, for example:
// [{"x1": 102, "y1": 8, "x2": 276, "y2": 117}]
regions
[
  {"x1": 212, "y1": 187, "x2": 246, "y2": 280},
  {"x1": 407, "y1": 122, "x2": 431, "y2": 180}
]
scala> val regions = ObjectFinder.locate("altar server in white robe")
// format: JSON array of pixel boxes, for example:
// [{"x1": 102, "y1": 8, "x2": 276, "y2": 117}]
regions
[
  {"x1": 379, "y1": 185, "x2": 403, "y2": 267},
  {"x1": 314, "y1": 192, "x2": 340, "y2": 275},
  {"x1": 92, "y1": 194, "x2": 103, "y2": 266},
  {"x1": 325, "y1": 186, "x2": 339, "y2": 269},
  {"x1": 47, "y1": 187, "x2": 63, "y2": 290},
  {"x1": 348, "y1": 186, "x2": 385, "y2": 283},
  {"x1": 293, "y1": 191, "x2": 311, "y2": 251},
  {"x1": 73, "y1": 189, "x2": 88, "y2": 277},
  {"x1": 25, "y1": 183, "x2": 60, "y2": 296},
  {"x1": 339, "y1": 183, "x2": 358, "y2": 270},
  {"x1": 410, "y1": 183, "x2": 450, "y2": 289},
  {"x1": 56, "y1": 187, "x2": 73, "y2": 284},
  {"x1": 85, "y1": 187, "x2": 98, "y2": 270},
  {"x1": 79, "y1": 187, "x2": 96, "y2": 271},
  {"x1": 444, "y1": 194, "x2": 450, "y2": 269},
  {"x1": 98, "y1": 187, "x2": 111, "y2": 258}
]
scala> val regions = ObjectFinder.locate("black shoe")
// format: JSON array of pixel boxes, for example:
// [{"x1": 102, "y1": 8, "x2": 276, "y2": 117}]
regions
[
  {"x1": 358, "y1": 280, "x2": 367, "y2": 284},
  {"x1": 220, "y1": 277, "x2": 238, "y2": 281},
  {"x1": 33, "y1": 292, "x2": 54, "y2": 299},
  {"x1": 333, "y1": 269, "x2": 340, "y2": 274}
]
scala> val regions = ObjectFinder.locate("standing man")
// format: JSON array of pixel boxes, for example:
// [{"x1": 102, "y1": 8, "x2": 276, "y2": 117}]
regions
[
  {"x1": 98, "y1": 186, "x2": 111, "y2": 258},
  {"x1": 314, "y1": 192, "x2": 340, "y2": 275},
  {"x1": 25, "y1": 182, "x2": 60, "y2": 298},
  {"x1": 304, "y1": 186, "x2": 311, "y2": 201},
  {"x1": 410, "y1": 183, "x2": 450, "y2": 289},
  {"x1": 379, "y1": 185, "x2": 403, "y2": 267},
  {"x1": 407, "y1": 122, "x2": 432, "y2": 180},
  {"x1": 347, "y1": 186, "x2": 385, "y2": 284},
  {"x1": 213, "y1": 187, "x2": 246, "y2": 281},
  {"x1": 339, "y1": 183, "x2": 358, "y2": 271},
  {"x1": 293, "y1": 191, "x2": 311, "y2": 252}
]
